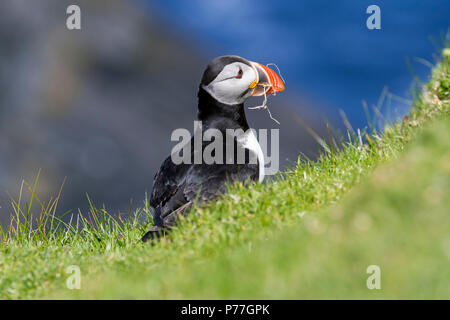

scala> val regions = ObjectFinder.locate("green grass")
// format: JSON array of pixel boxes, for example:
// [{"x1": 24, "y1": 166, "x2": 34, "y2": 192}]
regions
[{"x1": 0, "y1": 48, "x2": 449, "y2": 300}]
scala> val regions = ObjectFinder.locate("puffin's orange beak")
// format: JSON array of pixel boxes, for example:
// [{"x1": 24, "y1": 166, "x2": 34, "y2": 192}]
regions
[{"x1": 249, "y1": 62, "x2": 285, "y2": 96}]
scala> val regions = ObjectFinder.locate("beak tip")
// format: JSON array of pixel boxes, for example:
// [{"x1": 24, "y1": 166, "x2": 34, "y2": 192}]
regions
[{"x1": 250, "y1": 61, "x2": 285, "y2": 96}]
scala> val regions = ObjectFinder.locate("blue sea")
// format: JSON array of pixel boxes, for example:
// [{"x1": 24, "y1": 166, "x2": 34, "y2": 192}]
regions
[{"x1": 142, "y1": 0, "x2": 449, "y2": 129}]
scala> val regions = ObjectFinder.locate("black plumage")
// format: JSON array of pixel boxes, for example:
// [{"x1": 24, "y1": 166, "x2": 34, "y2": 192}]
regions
[{"x1": 142, "y1": 56, "x2": 269, "y2": 242}]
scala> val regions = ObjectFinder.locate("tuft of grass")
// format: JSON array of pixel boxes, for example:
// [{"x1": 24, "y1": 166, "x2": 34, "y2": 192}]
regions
[{"x1": 0, "y1": 48, "x2": 449, "y2": 299}]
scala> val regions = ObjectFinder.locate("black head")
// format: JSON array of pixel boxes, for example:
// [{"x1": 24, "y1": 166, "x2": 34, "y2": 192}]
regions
[
  {"x1": 200, "y1": 55, "x2": 285, "y2": 106},
  {"x1": 201, "y1": 56, "x2": 252, "y2": 87}
]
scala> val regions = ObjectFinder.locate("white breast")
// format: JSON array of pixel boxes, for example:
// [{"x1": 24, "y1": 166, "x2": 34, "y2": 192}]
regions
[{"x1": 236, "y1": 130, "x2": 265, "y2": 183}]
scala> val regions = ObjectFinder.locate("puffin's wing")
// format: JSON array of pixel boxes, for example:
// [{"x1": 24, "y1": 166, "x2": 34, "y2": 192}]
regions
[
  {"x1": 183, "y1": 163, "x2": 259, "y2": 203},
  {"x1": 142, "y1": 163, "x2": 257, "y2": 242},
  {"x1": 150, "y1": 155, "x2": 189, "y2": 210}
]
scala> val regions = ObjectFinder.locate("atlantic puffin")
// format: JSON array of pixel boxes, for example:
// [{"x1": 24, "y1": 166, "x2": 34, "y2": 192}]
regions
[{"x1": 142, "y1": 55, "x2": 285, "y2": 242}]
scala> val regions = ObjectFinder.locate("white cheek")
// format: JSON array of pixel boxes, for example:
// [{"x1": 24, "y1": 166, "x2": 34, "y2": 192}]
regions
[
  {"x1": 203, "y1": 62, "x2": 256, "y2": 105},
  {"x1": 203, "y1": 80, "x2": 238, "y2": 104},
  {"x1": 204, "y1": 74, "x2": 255, "y2": 105}
]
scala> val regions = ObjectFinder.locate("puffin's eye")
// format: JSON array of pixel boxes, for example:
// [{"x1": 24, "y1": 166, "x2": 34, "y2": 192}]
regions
[{"x1": 236, "y1": 68, "x2": 243, "y2": 79}]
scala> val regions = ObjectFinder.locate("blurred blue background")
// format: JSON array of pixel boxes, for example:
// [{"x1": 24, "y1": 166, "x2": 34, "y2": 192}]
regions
[
  {"x1": 145, "y1": 0, "x2": 449, "y2": 126},
  {"x1": 0, "y1": 0, "x2": 448, "y2": 222}
]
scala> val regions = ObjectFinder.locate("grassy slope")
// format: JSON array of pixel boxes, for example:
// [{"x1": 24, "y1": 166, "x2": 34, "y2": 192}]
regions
[{"x1": 1, "y1": 49, "x2": 449, "y2": 300}]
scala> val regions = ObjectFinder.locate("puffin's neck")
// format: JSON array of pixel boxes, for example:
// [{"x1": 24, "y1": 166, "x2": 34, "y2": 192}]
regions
[{"x1": 197, "y1": 86, "x2": 250, "y2": 131}]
